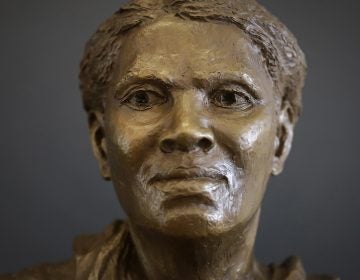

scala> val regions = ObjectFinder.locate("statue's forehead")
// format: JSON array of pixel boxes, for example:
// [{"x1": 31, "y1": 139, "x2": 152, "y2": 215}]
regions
[{"x1": 116, "y1": 16, "x2": 266, "y2": 84}]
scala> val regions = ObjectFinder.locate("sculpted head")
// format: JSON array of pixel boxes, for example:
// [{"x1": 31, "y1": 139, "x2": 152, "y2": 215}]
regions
[{"x1": 79, "y1": 0, "x2": 306, "y2": 237}]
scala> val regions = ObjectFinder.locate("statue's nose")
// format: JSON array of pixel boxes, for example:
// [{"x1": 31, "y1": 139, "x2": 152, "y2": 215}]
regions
[
  {"x1": 160, "y1": 130, "x2": 214, "y2": 153},
  {"x1": 159, "y1": 93, "x2": 215, "y2": 153}
]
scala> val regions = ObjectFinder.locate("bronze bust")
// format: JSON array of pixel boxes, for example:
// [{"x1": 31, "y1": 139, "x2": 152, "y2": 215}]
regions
[{"x1": 0, "y1": 0, "x2": 339, "y2": 279}]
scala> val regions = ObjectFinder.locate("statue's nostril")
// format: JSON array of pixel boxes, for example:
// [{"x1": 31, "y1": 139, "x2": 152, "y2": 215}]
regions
[
  {"x1": 198, "y1": 137, "x2": 214, "y2": 152},
  {"x1": 160, "y1": 139, "x2": 177, "y2": 153}
]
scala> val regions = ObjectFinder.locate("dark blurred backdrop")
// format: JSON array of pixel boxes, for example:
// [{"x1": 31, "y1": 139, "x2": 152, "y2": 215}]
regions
[{"x1": 0, "y1": 0, "x2": 359, "y2": 279}]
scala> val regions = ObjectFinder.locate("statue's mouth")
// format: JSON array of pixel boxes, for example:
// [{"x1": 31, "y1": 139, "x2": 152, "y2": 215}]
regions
[
  {"x1": 149, "y1": 167, "x2": 227, "y2": 184},
  {"x1": 149, "y1": 167, "x2": 228, "y2": 210}
]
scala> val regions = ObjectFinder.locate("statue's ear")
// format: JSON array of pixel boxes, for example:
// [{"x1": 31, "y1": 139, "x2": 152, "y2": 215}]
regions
[
  {"x1": 88, "y1": 111, "x2": 111, "y2": 180},
  {"x1": 272, "y1": 101, "x2": 295, "y2": 176}
]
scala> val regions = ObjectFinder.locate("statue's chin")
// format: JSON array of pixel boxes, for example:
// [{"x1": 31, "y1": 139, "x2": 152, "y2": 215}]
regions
[
  {"x1": 153, "y1": 207, "x2": 230, "y2": 238},
  {"x1": 128, "y1": 187, "x2": 246, "y2": 237}
]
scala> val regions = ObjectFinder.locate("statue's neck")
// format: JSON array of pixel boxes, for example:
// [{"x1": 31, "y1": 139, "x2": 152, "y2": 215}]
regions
[{"x1": 127, "y1": 210, "x2": 263, "y2": 280}]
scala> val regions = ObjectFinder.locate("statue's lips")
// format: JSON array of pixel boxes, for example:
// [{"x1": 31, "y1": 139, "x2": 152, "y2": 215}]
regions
[
  {"x1": 149, "y1": 168, "x2": 228, "y2": 209},
  {"x1": 149, "y1": 168, "x2": 228, "y2": 189}
]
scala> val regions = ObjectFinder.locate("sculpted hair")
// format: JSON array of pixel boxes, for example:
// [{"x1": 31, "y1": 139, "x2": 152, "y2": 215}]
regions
[{"x1": 80, "y1": 0, "x2": 306, "y2": 120}]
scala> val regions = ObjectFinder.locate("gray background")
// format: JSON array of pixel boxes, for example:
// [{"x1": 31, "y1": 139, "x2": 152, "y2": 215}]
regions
[{"x1": 0, "y1": 0, "x2": 359, "y2": 279}]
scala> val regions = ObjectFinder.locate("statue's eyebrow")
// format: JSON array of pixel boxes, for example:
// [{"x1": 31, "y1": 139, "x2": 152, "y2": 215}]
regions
[
  {"x1": 114, "y1": 72, "x2": 262, "y2": 99},
  {"x1": 114, "y1": 73, "x2": 185, "y2": 93},
  {"x1": 193, "y1": 72, "x2": 262, "y2": 100}
]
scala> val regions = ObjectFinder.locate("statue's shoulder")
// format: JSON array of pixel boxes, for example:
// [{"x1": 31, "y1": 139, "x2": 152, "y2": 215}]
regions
[
  {"x1": 72, "y1": 219, "x2": 127, "y2": 256},
  {"x1": 0, "y1": 220, "x2": 128, "y2": 280},
  {"x1": 266, "y1": 256, "x2": 339, "y2": 280}
]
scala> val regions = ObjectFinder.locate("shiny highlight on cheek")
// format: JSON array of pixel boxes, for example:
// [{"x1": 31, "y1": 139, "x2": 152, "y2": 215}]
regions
[{"x1": 239, "y1": 120, "x2": 272, "y2": 151}]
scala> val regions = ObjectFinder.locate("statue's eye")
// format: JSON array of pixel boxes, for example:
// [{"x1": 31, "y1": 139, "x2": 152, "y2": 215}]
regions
[
  {"x1": 124, "y1": 90, "x2": 167, "y2": 111},
  {"x1": 211, "y1": 89, "x2": 256, "y2": 111}
]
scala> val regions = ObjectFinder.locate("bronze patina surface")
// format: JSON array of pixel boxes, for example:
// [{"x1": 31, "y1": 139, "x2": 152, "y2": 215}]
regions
[{"x1": 0, "y1": 0, "x2": 339, "y2": 279}]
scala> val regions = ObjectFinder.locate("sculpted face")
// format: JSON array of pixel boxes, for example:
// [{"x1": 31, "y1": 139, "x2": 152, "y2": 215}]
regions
[{"x1": 92, "y1": 16, "x2": 292, "y2": 237}]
